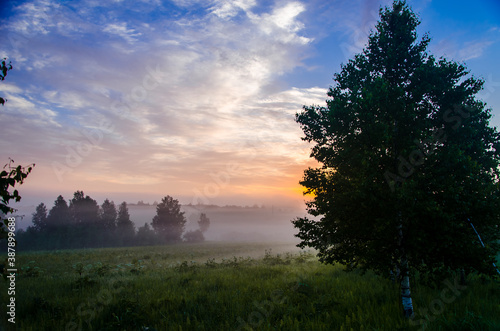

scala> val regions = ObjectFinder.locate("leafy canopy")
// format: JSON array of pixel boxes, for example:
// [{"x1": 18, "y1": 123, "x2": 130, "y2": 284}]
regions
[{"x1": 293, "y1": 0, "x2": 500, "y2": 278}]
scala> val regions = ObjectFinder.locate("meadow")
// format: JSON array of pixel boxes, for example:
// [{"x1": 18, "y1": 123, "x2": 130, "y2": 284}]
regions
[{"x1": 1, "y1": 242, "x2": 499, "y2": 330}]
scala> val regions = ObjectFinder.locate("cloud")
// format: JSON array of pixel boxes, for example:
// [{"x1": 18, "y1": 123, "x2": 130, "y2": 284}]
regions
[
  {"x1": 103, "y1": 22, "x2": 142, "y2": 44},
  {"x1": 0, "y1": 0, "x2": 323, "y2": 202},
  {"x1": 431, "y1": 37, "x2": 495, "y2": 62},
  {"x1": 458, "y1": 40, "x2": 494, "y2": 61},
  {"x1": 210, "y1": 0, "x2": 257, "y2": 19}
]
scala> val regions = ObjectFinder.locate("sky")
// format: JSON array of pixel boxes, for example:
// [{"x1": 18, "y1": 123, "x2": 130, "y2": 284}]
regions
[{"x1": 1, "y1": 0, "x2": 499, "y2": 208}]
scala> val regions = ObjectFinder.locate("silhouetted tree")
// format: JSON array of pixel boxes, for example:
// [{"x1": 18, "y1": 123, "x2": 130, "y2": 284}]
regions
[
  {"x1": 47, "y1": 196, "x2": 69, "y2": 230},
  {"x1": 152, "y1": 196, "x2": 186, "y2": 243},
  {"x1": 31, "y1": 203, "x2": 47, "y2": 232},
  {"x1": 116, "y1": 201, "x2": 135, "y2": 245},
  {"x1": 100, "y1": 199, "x2": 117, "y2": 231},
  {"x1": 70, "y1": 191, "x2": 99, "y2": 225},
  {"x1": 69, "y1": 191, "x2": 99, "y2": 247},
  {"x1": 293, "y1": 0, "x2": 500, "y2": 318},
  {"x1": 46, "y1": 195, "x2": 70, "y2": 248},
  {"x1": 136, "y1": 222, "x2": 157, "y2": 246},
  {"x1": 198, "y1": 213, "x2": 210, "y2": 233},
  {"x1": 98, "y1": 199, "x2": 117, "y2": 246}
]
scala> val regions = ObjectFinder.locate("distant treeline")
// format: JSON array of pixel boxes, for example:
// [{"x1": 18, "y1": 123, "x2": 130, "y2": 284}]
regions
[{"x1": 12, "y1": 191, "x2": 210, "y2": 251}]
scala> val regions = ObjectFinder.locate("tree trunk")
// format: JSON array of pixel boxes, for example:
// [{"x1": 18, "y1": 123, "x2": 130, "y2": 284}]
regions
[
  {"x1": 397, "y1": 214, "x2": 414, "y2": 318},
  {"x1": 460, "y1": 268, "x2": 466, "y2": 286},
  {"x1": 399, "y1": 253, "x2": 414, "y2": 318}
]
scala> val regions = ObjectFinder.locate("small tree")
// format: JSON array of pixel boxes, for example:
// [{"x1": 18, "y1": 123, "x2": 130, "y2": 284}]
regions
[
  {"x1": 152, "y1": 196, "x2": 186, "y2": 243},
  {"x1": 46, "y1": 195, "x2": 70, "y2": 248},
  {"x1": 69, "y1": 191, "x2": 100, "y2": 247},
  {"x1": 116, "y1": 201, "x2": 135, "y2": 245},
  {"x1": 70, "y1": 191, "x2": 99, "y2": 225},
  {"x1": 46, "y1": 196, "x2": 70, "y2": 230},
  {"x1": 100, "y1": 199, "x2": 117, "y2": 231},
  {"x1": 31, "y1": 203, "x2": 48, "y2": 232},
  {"x1": 136, "y1": 223, "x2": 156, "y2": 246},
  {"x1": 198, "y1": 213, "x2": 210, "y2": 233}
]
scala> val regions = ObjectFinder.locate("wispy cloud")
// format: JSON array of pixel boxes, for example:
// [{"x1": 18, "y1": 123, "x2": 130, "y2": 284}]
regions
[
  {"x1": 458, "y1": 40, "x2": 494, "y2": 61},
  {"x1": 103, "y1": 22, "x2": 142, "y2": 44},
  {"x1": 0, "y1": 0, "x2": 323, "y2": 202}
]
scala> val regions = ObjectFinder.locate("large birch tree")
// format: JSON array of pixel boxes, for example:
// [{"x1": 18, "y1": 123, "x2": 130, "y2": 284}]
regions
[{"x1": 292, "y1": 0, "x2": 500, "y2": 318}]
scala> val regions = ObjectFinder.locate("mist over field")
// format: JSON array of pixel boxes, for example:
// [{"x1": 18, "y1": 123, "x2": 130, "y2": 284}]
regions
[{"x1": 13, "y1": 202, "x2": 307, "y2": 242}]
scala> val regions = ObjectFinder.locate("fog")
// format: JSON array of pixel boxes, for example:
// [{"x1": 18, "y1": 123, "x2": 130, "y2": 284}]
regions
[
  {"x1": 130, "y1": 204, "x2": 307, "y2": 243},
  {"x1": 12, "y1": 201, "x2": 309, "y2": 243}
]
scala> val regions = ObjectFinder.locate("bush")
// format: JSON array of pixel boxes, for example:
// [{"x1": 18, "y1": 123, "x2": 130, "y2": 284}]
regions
[{"x1": 183, "y1": 229, "x2": 204, "y2": 242}]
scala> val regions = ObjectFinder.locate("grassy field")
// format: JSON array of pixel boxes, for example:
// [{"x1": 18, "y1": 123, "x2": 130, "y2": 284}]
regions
[{"x1": 1, "y1": 242, "x2": 499, "y2": 330}]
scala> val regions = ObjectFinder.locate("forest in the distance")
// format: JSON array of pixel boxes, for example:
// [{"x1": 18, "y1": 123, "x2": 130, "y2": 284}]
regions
[{"x1": 11, "y1": 191, "x2": 210, "y2": 251}]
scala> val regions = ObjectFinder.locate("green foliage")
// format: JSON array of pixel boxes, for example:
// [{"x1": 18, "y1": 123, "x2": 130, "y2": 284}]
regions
[
  {"x1": 0, "y1": 58, "x2": 12, "y2": 106},
  {"x1": 1, "y1": 242, "x2": 498, "y2": 330},
  {"x1": 293, "y1": 0, "x2": 500, "y2": 281},
  {"x1": 20, "y1": 261, "x2": 44, "y2": 278},
  {"x1": 0, "y1": 60, "x2": 34, "y2": 246},
  {"x1": 0, "y1": 159, "x2": 33, "y2": 240}
]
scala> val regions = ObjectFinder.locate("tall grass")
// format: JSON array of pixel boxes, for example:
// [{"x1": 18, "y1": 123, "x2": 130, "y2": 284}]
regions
[{"x1": 1, "y1": 242, "x2": 498, "y2": 330}]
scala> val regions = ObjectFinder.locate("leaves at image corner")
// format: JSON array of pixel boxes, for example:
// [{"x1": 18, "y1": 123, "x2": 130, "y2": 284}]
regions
[
  {"x1": 1, "y1": 59, "x2": 34, "y2": 238},
  {"x1": 1, "y1": 160, "x2": 33, "y2": 280},
  {"x1": 0, "y1": 163, "x2": 34, "y2": 241},
  {"x1": 293, "y1": 0, "x2": 500, "y2": 281},
  {"x1": 0, "y1": 58, "x2": 12, "y2": 106}
]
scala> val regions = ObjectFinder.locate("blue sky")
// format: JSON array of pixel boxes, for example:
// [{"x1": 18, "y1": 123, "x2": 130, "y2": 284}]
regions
[{"x1": 1, "y1": 0, "x2": 499, "y2": 207}]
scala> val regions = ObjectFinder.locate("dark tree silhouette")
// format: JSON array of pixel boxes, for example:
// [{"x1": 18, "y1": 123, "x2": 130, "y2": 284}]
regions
[
  {"x1": 69, "y1": 191, "x2": 100, "y2": 247},
  {"x1": 47, "y1": 196, "x2": 70, "y2": 230},
  {"x1": 31, "y1": 203, "x2": 48, "y2": 232},
  {"x1": 116, "y1": 201, "x2": 135, "y2": 245},
  {"x1": 100, "y1": 199, "x2": 117, "y2": 231},
  {"x1": 70, "y1": 191, "x2": 99, "y2": 225},
  {"x1": 136, "y1": 222, "x2": 156, "y2": 246},
  {"x1": 45, "y1": 195, "x2": 70, "y2": 248},
  {"x1": 152, "y1": 196, "x2": 186, "y2": 242},
  {"x1": 293, "y1": 0, "x2": 500, "y2": 318},
  {"x1": 198, "y1": 213, "x2": 210, "y2": 233}
]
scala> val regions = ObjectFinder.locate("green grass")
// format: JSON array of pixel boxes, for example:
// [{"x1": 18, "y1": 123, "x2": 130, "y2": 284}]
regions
[{"x1": 1, "y1": 242, "x2": 499, "y2": 330}]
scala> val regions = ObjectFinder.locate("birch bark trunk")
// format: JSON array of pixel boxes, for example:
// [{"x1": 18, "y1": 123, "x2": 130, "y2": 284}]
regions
[
  {"x1": 398, "y1": 214, "x2": 414, "y2": 318},
  {"x1": 399, "y1": 253, "x2": 414, "y2": 317}
]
